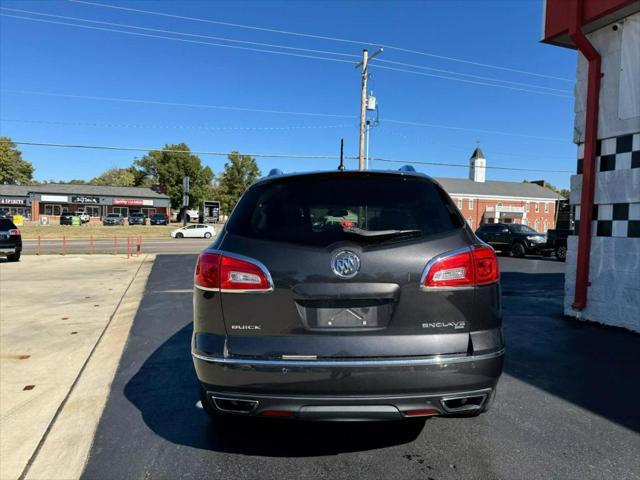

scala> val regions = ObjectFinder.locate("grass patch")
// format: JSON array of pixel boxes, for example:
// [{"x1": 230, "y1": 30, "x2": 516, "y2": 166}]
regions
[{"x1": 19, "y1": 223, "x2": 177, "y2": 239}]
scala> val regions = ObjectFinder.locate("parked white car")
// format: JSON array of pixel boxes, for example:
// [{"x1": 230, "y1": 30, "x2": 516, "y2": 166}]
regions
[{"x1": 170, "y1": 224, "x2": 215, "y2": 239}]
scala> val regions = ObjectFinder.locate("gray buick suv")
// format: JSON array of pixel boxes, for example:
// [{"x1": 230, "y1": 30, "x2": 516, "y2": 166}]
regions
[{"x1": 192, "y1": 168, "x2": 504, "y2": 422}]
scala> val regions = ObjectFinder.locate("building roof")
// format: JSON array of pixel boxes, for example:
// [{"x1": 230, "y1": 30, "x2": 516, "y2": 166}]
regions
[
  {"x1": 0, "y1": 183, "x2": 169, "y2": 199},
  {"x1": 434, "y1": 177, "x2": 564, "y2": 200},
  {"x1": 469, "y1": 147, "x2": 485, "y2": 160}
]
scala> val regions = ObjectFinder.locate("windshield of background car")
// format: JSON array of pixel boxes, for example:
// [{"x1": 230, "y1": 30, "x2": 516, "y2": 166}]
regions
[
  {"x1": 106, "y1": 214, "x2": 120, "y2": 218},
  {"x1": 227, "y1": 173, "x2": 464, "y2": 247},
  {"x1": 130, "y1": 213, "x2": 144, "y2": 217},
  {"x1": 510, "y1": 224, "x2": 538, "y2": 234}
]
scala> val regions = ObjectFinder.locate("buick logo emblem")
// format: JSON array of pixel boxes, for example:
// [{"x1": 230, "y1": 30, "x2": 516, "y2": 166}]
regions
[{"x1": 332, "y1": 250, "x2": 361, "y2": 279}]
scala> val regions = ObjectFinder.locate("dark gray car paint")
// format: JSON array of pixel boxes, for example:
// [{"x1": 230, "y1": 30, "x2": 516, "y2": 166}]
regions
[{"x1": 192, "y1": 170, "x2": 504, "y2": 417}]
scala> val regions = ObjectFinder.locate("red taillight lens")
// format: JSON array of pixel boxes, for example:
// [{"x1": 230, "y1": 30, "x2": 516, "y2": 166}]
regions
[
  {"x1": 423, "y1": 246, "x2": 498, "y2": 289},
  {"x1": 194, "y1": 252, "x2": 272, "y2": 292},
  {"x1": 194, "y1": 252, "x2": 221, "y2": 290},
  {"x1": 220, "y1": 255, "x2": 271, "y2": 291},
  {"x1": 473, "y1": 246, "x2": 500, "y2": 285},
  {"x1": 9, "y1": 229, "x2": 20, "y2": 236}
]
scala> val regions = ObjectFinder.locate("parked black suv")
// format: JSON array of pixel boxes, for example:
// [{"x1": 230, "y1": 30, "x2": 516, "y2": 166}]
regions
[
  {"x1": 475, "y1": 223, "x2": 551, "y2": 258},
  {"x1": 192, "y1": 169, "x2": 504, "y2": 422},
  {"x1": 0, "y1": 219, "x2": 22, "y2": 262},
  {"x1": 59, "y1": 211, "x2": 76, "y2": 226}
]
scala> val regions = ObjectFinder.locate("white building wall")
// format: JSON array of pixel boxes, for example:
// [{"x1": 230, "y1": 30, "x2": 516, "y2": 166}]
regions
[{"x1": 565, "y1": 12, "x2": 640, "y2": 333}]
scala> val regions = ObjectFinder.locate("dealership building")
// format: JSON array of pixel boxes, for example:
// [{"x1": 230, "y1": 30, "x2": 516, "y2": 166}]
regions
[
  {"x1": 436, "y1": 148, "x2": 564, "y2": 231},
  {"x1": 0, "y1": 184, "x2": 171, "y2": 222}
]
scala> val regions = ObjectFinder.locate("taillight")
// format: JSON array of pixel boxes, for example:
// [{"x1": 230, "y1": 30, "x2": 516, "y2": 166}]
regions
[
  {"x1": 9, "y1": 229, "x2": 20, "y2": 236},
  {"x1": 421, "y1": 246, "x2": 499, "y2": 289},
  {"x1": 194, "y1": 251, "x2": 273, "y2": 293}
]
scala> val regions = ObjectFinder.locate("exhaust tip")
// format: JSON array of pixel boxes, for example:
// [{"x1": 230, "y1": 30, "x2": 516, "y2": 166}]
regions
[
  {"x1": 212, "y1": 396, "x2": 258, "y2": 414},
  {"x1": 441, "y1": 393, "x2": 487, "y2": 413}
]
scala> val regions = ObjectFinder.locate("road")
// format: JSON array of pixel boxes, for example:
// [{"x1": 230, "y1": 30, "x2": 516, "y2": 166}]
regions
[
  {"x1": 21, "y1": 237, "x2": 211, "y2": 255},
  {"x1": 81, "y1": 255, "x2": 640, "y2": 480}
]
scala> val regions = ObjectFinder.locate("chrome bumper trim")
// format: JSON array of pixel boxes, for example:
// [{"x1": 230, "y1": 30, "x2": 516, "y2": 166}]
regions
[{"x1": 192, "y1": 348, "x2": 504, "y2": 368}]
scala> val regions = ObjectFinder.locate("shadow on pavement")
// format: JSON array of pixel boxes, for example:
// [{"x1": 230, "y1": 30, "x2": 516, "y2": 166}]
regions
[
  {"x1": 109, "y1": 256, "x2": 639, "y2": 463},
  {"x1": 501, "y1": 271, "x2": 640, "y2": 433}
]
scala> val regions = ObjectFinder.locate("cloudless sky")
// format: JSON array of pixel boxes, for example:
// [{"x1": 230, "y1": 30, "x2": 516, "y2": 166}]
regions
[{"x1": 0, "y1": 0, "x2": 577, "y2": 187}]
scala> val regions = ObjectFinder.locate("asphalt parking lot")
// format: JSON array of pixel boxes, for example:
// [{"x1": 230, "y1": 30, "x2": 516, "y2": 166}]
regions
[{"x1": 78, "y1": 254, "x2": 640, "y2": 480}]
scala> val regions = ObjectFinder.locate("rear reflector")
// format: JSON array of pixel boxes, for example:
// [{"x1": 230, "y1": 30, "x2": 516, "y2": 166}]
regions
[
  {"x1": 422, "y1": 246, "x2": 499, "y2": 289},
  {"x1": 259, "y1": 410, "x2": 295, "y2": 418},
  {"x1": 403, "y1": 408, "x2": 439, "y2": 417},
  {"x1": 195, "y1": 251, "x2": 273, "y2": 292}
]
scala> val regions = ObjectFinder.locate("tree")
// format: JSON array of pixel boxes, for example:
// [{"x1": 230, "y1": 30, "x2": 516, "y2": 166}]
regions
[
  {"x1": 0, "y1": 137, "x2": 34, "y2": 184},
  {"x1": 135, "y1": 143, "x2": 213, "y2": 209},
  {"x1": 90, "y1": 168, "x2": 136, "y2": 187},
  {"x1": 217, "y1": 151, "x2": 261, "y2": 215}
]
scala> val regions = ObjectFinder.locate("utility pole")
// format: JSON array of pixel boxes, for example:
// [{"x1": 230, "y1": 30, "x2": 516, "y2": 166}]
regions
[{"x1": 355, "y1": 47, "x2": 382, "y2": 171}]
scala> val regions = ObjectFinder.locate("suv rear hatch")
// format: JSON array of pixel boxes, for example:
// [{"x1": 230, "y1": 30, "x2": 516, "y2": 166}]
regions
[{"x1": 216, "y1": 172, "x2": 477, "y2": 360}]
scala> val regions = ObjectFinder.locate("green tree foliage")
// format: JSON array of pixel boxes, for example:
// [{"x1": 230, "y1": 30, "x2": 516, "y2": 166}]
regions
[
  {"x1": 217, "y1": 151, "x2": 261, "y2": 214},
  {"x1": 135, "y1": 143, "x2": 213, "y2": 209},
  {"x1": 90, "y1": 168, "x2": 136, "y2": 187},
  {"x1": 0, "y1": 137, "x2": 34, "y2": 184}
]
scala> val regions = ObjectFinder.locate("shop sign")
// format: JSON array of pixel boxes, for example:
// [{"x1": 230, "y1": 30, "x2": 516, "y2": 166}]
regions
[
  {"x1": 71, "y1": 195, "x2": 100, "y2": 204},
  {"x1": 113, "y1": 198, "x2": 154, "y2": 206},
  {"x1": 41, "y1": 194, "x2": 68, "y2": 202},
  {"x1": 0, "y1": 197, "x2": 26, "y2": 205}
]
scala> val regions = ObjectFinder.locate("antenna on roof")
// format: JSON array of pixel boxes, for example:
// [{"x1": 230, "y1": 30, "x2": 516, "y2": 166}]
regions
[
  {"x1": 338, "y1": 138, "x2": 345, "y2": 171},
  {"x1": 268, "y1": 168, "x2": 283, "y2": 177},
  {"x1": 398, "y1": 165, "x2": 416, "y2": 172}
]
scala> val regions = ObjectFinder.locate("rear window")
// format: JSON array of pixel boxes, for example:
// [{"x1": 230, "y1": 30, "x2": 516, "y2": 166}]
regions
[{"x1": 227, "y1": 173, "x2": 464, "y2": 246}]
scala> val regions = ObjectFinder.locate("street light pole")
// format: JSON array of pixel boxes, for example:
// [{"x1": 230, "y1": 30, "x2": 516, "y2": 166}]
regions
[{"x1": 356, "y1": 48, "x2": 382, "y2": 171}]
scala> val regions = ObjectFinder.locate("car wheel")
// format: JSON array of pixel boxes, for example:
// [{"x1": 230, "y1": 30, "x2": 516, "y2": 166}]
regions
[
  {"x1": 176, "y1": 232, "x2": 184, "y2": 238},
  {"x1": 204, "y1": 232, "x2": 212, "y2": 239},
  {"x1": 511, "y1": 242, "x2": 526, "y2": 258},
  {"x1": 556, "y1": 245, "x2": 567, "y2": 262},
  {"x1": 7, "y1": 252, "x2": 20, "y2": 262}
]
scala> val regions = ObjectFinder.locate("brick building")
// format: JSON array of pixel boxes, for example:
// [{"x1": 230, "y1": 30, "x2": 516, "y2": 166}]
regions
[{"x1": 436, "y1": 148, "x2": 563, "y2": 232}]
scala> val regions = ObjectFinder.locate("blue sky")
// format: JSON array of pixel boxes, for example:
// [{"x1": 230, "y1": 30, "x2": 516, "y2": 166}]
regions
[{"x1": 0, "y1": 0, "x2": 577, "y2": 187}]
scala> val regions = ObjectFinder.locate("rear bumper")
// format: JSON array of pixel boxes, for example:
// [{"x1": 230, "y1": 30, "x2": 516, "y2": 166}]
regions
[
  {"x1": 0, "y1": 245, "x2": 20, "y2": 255},
  {"x1": 193, "y1": 349, "x2": 504, "y2": 419}
]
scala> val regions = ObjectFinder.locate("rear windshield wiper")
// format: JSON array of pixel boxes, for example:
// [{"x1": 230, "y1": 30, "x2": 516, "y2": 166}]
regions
[{"x1": 342, "y1": 227, "x2": 422, "y2": 238}]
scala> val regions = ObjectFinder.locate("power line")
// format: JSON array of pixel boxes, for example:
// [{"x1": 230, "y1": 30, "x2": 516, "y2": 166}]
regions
[
  {"x1": 0, "y1": 89, "x2": 568, "y2": 141},
  {"x1": 0, "y1": 118, "x2": 355, "y2": 132},
  {"x1": 383, "y1": 119, "x2": 566, "y2": 141},
  {"x1": 373, "y1": 64, "x2": 572, "y2": 99},
  {"x1": 1, "y1": 12, "x2": 570, "y2": 99},
  {"x1": 1, "y1": 139, "x2": 574, "y2": 173},
  {"x1": 2, "y1": 7, "x2": 571, "y2": 97},
  {"x1": 370, "y1": 157, "x2": 573, "y2": 173},
  {"x1": 1, "y1": 7, "x2": 360, "y2": 60},
  {"x1": 0, "y1": 14, "x2": 355, "y2": 66},
  {"x1": 0, "y1": 89, "x2": 355, "y2": 118},
  {"x1": 68, "y1": 0, "x2": 573, "y2": 82}
]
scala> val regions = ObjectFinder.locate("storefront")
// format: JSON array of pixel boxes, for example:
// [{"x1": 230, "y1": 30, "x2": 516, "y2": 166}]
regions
[{"x1": 0, "y1": 184, "x2": 171, "y2": 223}]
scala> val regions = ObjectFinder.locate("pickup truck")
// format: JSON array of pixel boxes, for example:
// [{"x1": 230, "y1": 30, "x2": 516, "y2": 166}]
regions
[
  {"x1": 75, "y1": 210, "x2": 91, "y2": 224},
  {"x1": 546, "y1": 229, "x2": 572, "y2": 261}
]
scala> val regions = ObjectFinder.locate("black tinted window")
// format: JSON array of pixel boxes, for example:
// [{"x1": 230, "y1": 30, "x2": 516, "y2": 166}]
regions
[
  {"x1": 227, "y1": 173, "x2": 464, "y2": 246},
  {"x1": 0, "y1": 219, "x2": 16, "y2": 229}
]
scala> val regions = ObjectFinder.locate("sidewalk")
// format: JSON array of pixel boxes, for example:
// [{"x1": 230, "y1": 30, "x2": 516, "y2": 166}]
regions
[{"x1": 0, "y1": 255, "x2": 154, "y2": 480}]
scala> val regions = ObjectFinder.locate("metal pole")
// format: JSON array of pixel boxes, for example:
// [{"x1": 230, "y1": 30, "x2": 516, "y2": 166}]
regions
[
  {"x1": 62, "y1": 235, "x2": 66, "y2": 256},
  {"x1": 358, "y1": 49, "x2": 368, "y2": 171},
  {"x1": 113, "y1": 237, "x2": 117, "y2": 255},
  {"x1": 36, "y1": 235, "x2": 40, "y2": 256}
]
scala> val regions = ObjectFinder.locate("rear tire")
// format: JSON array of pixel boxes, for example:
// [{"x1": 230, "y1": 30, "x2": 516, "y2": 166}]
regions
[
  {"x1": 7, "y1": 252, "x2": 20, "y2": 262},
  {"x1": 204, "y1": 232, "x2": 212, "y2": 239},
  {"x1": 555, "y1": 245, "x2": 567, "y2": 262},
  {"x1": 511, "y1": 242, "x2": 526, "y2": 258},
  {"x1": 176, "y1": 232, "x2": 184, "y2": 238}
]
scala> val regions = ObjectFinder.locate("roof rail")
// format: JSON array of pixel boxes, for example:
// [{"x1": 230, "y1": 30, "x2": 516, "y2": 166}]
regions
[
  {"x1": 268, "y1": 168, "x2": 284, "y2": 177},
  {"x1": 398, "y1": 165, "x2": 416, "y2": 172}
]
